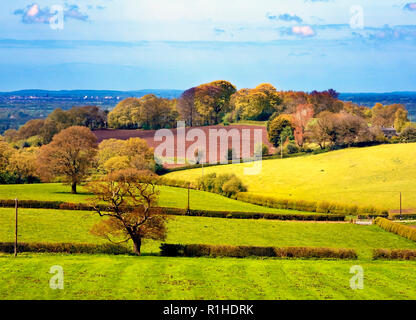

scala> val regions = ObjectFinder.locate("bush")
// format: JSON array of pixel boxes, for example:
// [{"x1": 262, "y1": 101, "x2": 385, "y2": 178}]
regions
[
  {"x1": 286, "y1": 143, "x2": 299, "y2": 154},
  {"x1": 160, "y1": 243, "x2": 357, "y2": 259},
  {"x1": 373, "y1": 249, "x2": 416, "y2": 260},
  {"x1": 374, "y1": 217, "x2": 416, "y2": 242},
  {"x1": 0, "y1": 242, "x2": 131, "y2": 255},
  {"x1": 197, "y1": 173, "x2": 246, "y2": 198}
]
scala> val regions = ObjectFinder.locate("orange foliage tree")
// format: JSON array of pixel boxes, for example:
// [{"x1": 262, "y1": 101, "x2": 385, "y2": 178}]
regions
[
  {"x1": 86, "y1": 169, "x2": 168, "y2": 255},
  {"x1": 37, "y1": 126, "x2": 98, "y2": 193}
]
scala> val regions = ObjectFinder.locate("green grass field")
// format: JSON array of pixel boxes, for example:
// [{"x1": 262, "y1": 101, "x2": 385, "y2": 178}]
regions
[
  {"x1": 1, "y1": 208, "x2": 416, "y2": 258},
  {"x1": 0, "y1": 183, "x2": 303, "y2": 214},
  {"x1": 2, "y1": 254, "x2": 416, "y2": 300},
  {"x1": 1, "y1": 207, "x2": 416, "y2": 299},
  {"x1": 166, "y1": 143, "x2": 416, "y2": 210}
]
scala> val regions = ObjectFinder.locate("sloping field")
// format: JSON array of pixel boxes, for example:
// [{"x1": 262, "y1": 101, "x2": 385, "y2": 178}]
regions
[
  {"x1": 0, "y1": 183, "x2": 301, "y2": 214},
  {"x1": 94, "y1": 125, "x2": 273, "y2": 167},
  {"x1": 166, "y1": 143, "x2": 416, "y2": 210}
]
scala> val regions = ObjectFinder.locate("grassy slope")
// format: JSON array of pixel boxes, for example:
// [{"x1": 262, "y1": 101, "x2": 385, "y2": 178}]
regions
[
  {"x1": 166, "y1": 143, "x2": 416, "y2": 210},
  {"x1": 0, "y1": 183, "x2": 303, "y2": 214},
  {"x1": 1, "y1": 208, "x2": 415, "y2": 258},
  {"x1": 1, "y1": 254, "x2": 416, "y2": 300}
]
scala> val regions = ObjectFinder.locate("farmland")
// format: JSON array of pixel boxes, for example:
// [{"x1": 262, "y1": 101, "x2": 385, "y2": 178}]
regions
[
  {"x1": 0, "y1": 183, "x2": 304, "y2": 215},
  {"x1": 1, "y1": 208, "x2": 416, "y2": 258},
  {"x1": 94, "y1": 124, "x2": 274, "y2": 167},
  {"x1": 166, "y1": 143, "x2": 416, "y2": 211},
  {"x1": 1, "y1": 207, "x2": 416, "y2": 299},
  {"x1": 2, "y1": 255, "x2": 416, "y2": 300}
]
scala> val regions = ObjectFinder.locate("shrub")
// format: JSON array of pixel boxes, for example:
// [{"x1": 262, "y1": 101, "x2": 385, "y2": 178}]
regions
[
  {"x1": 0, "y1": 242, "x2": 131, "y2": 255},
  {"x1": 222, "y1": 176, "x2": 247, "y2": 197},
  {"x1": 286, "y1": 143, "x2": 299, "y2": 154},
  {"x1": 374, "y1": 217, "x2": 416, "y2": 242},
  {"x1": 160, "y1": 243, "x2": 357, "y2": 259},
  {"x1": 197, "y1": 173, "x2": 246, "y2": 198},
  {"x1": 373, "y1": 249, "x2": 416, "y2": 260}
]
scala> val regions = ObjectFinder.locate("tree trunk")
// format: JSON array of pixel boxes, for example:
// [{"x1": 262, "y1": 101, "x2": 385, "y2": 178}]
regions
[
  {"x1": 71, "y1": 182, "x2": 77, "y2": 194},
  {"x1": 131, "y1": 234, "x2": 142, "y2": 256}
]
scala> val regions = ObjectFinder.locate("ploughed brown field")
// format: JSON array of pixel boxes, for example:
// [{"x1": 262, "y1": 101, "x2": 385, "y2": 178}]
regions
[{"x1": 94, "y1": 125, "x2": 274, "y2": 168}]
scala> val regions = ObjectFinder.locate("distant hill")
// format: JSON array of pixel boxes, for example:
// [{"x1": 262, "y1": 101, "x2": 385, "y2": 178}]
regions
[
  {"x1": 0, "y1": 89, "x2": 184, "y2": 99},
  {"x1": 339, "y1": 92, "x2": 416, "y2": 118}
]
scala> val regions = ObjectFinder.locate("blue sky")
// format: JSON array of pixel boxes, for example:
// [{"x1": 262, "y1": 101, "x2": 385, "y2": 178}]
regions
[{"x1": 0, "y1": 0, "x2": 416, "y2": 92}]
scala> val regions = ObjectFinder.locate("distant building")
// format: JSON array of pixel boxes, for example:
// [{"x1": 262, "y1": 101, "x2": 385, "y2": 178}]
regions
[{"x1": 381, "y1": 127, "x2": 398, "y2": 139}]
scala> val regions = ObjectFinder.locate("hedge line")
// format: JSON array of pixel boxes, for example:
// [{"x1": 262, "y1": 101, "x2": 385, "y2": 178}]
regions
[
  {"x1": 390, "y1": 213, "x2": 416, "y2": 220},
  {"x1": 0, "y1": 242, "x2": 131, "y2": 255},
  {"x1": 160, "y1": 243, "x2": 357, "y2": 259},
  {"x1": 373, "y1": 249, "x2": 416, "y2": 260},
  {"x1": 0, "y1": 199, "x2": 346, "y2": 221},
  {"x1": 164, "y1": 208, "x2": 345, "y2": 221},
  {"x1": 374, "y1": 217, "x2": 416, "y2": 242},
  {"x1": 236, "y1": 193, "x2": 389, "y2": 217}
]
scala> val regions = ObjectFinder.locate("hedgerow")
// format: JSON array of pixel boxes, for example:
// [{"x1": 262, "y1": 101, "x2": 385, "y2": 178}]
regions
[
  {"x1": 160, "y1": 243, "x2": 357, "y2": 259},
  {"x1": 0, "y1": 199, "x2": 346, "y2": 221},
  {"x1": 236, "y1": 193, "x2": 388, "y2": 216},
  {"x1": 373, "y1": 249, "x2": 416, "y2": 260},
  {"x1": 0, "y1": 242, "x2": 131, "y2": 255},
  {"x1": 374, "y1": 217, "x2": 416, "y2": 242},
  {"x1": 162, "y1": 208, "x2": 345, "y2": 221},
  {"x1": 389, "y1": 213, "x2": 416, "y2": 220}
]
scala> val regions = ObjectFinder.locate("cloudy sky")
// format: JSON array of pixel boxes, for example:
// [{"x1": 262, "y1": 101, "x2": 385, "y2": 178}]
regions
[{"x1": 0, "y1": 0, "x2": 415, "y2": 92}]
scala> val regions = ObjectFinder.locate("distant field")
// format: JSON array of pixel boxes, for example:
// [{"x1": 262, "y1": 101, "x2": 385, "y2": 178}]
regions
[
  {"x1": 2, "y1": 254, "x2": 416, "y2": 300},
  {"x1": 1, "y1": 208, "x2": 415, "y2": 258},
  {"x1": 166, "y1": 143, "x2": 416, "y2": 211},
  {"x1": 94, "y1": 124, "x2": 273, "y2": 167},
  {"x1": 0, "y1": 183, "x2": 305, "y2": 215}
]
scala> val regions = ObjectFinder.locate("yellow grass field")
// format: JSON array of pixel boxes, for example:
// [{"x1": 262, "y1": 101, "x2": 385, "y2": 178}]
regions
[{"x1": 166, "y1": 143, "x2": 416, "y2": 211}]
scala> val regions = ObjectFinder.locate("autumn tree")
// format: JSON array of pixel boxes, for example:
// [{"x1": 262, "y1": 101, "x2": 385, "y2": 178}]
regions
[
  {"x1": 342, "y1": 102, "x2": 372, "y2": 120},
  {"x1": 307, "y1": 89, "x2": 343, "y2": 114},
  {"x1": 138, "y1": 95, "x2": 178, "y2": 129},
  {"x1": 305, "y1": 111, "x2": 338, "y2": 149},
  {"x1": 232, "y1": 84, "x2": 283, "y2": 121},
  {"x1": 87, "y1": 169, "x2": 168, "y2": 255},
  {"x1": 0, "y1": 138, "x2": 13, "y2": 172},
  {"x1": 97, "y1": 138, "x2": 155, "y2": 174},
  {"x1": 278, "y1": 91, "x2": 309, "y2": 114},
  {"x1": 394, "y1": 108, "x2": 409, "y2": 133},
  {"x1": 177, "y1": 87, "x2": 200, "y2": 127},
  {"x1": 202, "y1": 80, "x2": 237, "y2": 124},
  {"x1": 107, "y1": 98, "x2": 141, "y2": 129},
  {"x1": 37, "y1": 126, "x2": 98, "y2": 194},
  {"x1": 292, "y1": 104, "x2": 314, "y2": 147},
  {"x1": 400, "y1": 125, "x2": 416, "y2": 142},
  {"x1": 7, "y1": 148, "x2": 39, "y2": 183},
  {"x1": 17, "y1": 119, "x2": 45, "y2": 140},
  {"x1": 371, "y1": 103, "x2": 407, "y2": 128},
  {"x1": 267, "y1": 114, "x2": 295, "y2": 147},
  {"x1": 108, "y1": 95, "x2": 177, "y2": 130}
]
